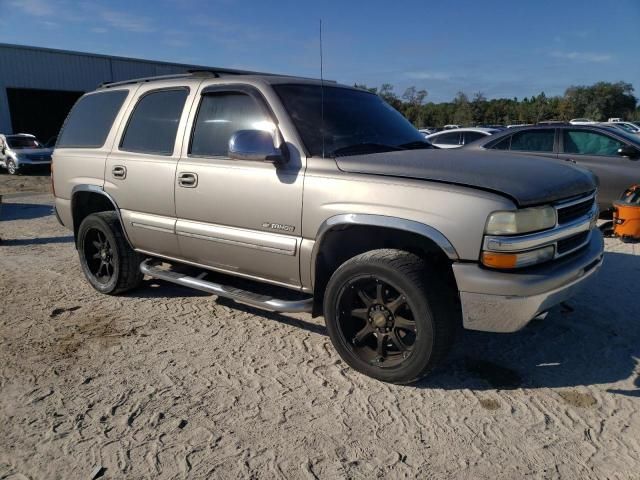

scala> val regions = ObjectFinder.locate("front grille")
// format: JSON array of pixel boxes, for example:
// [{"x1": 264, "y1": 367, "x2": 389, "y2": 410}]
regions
[
  {"x1": 557, "y1": 198, "x2": 594, "y2": 224},
  {"x1": 557, "y1": 231, "x2": 589, "y2": 255},
  {"x1": 28, "y1": 155, "x2": 51, "y2": 161}
]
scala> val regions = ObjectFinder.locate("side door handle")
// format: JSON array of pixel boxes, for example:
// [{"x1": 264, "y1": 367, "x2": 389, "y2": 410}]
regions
[
  {"x1": 112, "y1": 165, "x2": 127, "y2": 179},
  {"x1": 178, "y1": 172, "x2": 198, "y2": 188}
]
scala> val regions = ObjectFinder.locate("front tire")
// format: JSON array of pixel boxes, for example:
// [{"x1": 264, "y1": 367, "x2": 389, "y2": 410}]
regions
[
  {"x1": 77, "y1": 212, "x2": 143, "y2": 294},
  {"x1": 323, "y1": 249, "x2": 456, "y2": 384},
  {"x1": 7, "y1": 160, "x2": 17, "y2": 175}
]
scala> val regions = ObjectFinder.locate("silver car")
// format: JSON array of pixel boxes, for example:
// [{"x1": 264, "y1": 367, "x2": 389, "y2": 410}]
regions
[{"x1": 0, "y1": 133, "x2": 53, "y2": 175}]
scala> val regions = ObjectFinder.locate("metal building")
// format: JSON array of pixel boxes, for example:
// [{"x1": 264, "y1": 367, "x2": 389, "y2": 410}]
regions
[{"x1": 0, "y1": 43, "x2": 243, "y2": 143}]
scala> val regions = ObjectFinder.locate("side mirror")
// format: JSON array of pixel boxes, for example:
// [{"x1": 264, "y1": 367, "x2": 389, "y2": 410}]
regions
[
  {"x1": 618, "y1": 144, "x2": 640, "y2": 160},
  {"x1": 228, "y1": 130, "x2": 284, "y2": 163}
]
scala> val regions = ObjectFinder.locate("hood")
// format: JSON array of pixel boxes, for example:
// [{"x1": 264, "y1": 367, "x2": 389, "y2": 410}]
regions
[
  {"x1": 15, "y1": 148, "x2": 52, "y2": 156},
  {"x1": 335, "y1": 149, "x2": 596, "y2": 207}
]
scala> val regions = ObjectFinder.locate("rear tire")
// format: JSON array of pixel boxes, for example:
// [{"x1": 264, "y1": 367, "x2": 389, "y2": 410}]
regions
[
  {"x1": 77, "y1": 212, "x2": 143, "y2": 294},
  {"x1": 323, "y1": 249, "x2": 457, "y2": 384}
]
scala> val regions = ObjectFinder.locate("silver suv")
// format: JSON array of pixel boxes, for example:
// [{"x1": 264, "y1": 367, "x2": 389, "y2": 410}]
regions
[{"x1": 52, "y1": 71, "x2": 603, "y2": 384}]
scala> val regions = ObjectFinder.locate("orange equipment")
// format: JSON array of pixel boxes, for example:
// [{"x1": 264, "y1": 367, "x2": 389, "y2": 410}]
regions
[{"x1": 613, "y1": 185, "x2": 640, "y2": 242}]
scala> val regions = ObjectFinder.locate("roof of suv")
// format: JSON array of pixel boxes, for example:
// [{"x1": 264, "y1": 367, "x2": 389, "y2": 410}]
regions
[{"x1": 98, "y1": 70, "x2": 341, "y2": 90}]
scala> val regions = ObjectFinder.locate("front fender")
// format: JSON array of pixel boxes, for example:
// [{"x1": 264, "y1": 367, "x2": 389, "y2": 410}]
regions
[{"x1": 302, "y1": 213, "x2": 459, "y2": 290}]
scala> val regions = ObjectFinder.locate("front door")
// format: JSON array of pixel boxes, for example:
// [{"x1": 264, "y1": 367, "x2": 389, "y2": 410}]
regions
[
  {"x1": 104, "y1": 84, "x2": 196, "y2": 257},
  {"x1": 174, "y1": 85, "x2": 304, "y2": 288},
  {"x1": 558, "y1": 128, "x2": 639, "y2": 208}
]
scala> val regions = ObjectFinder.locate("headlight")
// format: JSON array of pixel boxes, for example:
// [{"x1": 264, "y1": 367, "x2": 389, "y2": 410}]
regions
[
  {"x1": 485, "y1": 206, "x2": 556, "y2": 235},
  {"x1": 481, "y1": 245, "x2": 555, "y2": 269}
]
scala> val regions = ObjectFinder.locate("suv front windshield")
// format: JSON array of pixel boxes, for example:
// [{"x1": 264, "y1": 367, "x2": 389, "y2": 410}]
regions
[
  {"x1": 7, "y1": 136, "x2": 43, "y2": 149},
  {"x1": 273, "y1": 84, "x2": 431, "y2": 157}
]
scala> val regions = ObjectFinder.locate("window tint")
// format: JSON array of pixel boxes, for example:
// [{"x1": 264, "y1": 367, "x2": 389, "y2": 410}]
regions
[
  {"x1": 463, "y1": 131, "x2": 486, "y2": 144},
  {"x1": 490, "y1": 136, "x2": 511, "y2": 150},
  {"x1": 509, "y1": 129, "x2": 555, "y2": 152},
  {"x1": 563, "y1": 130, "x2": 625, "y2": 156},
  {"x1": 273, "y1": 84, "x2": 426, "y2": 157},
  {"x1": 120, "y1": 89, "x2": 188, "y2": 155},
  {"x1": 433, "y1": 132, "x2": 460, "y2": 145},
  {"x1": 57, "y1": 90, "x2": 128, "y2": 148},
  {"x1": 190, "y1": 92, "x2": 271, "y2": 157}
]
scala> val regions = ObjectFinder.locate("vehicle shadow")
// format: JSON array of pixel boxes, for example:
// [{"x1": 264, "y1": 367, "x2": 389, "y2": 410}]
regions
[
  {"x1": 419, "y1": 250, "x2": 640, "y2": 393},
  {"x1": 1, "y1": 235, "x2": 73, "y2": 246},
  {"x1": 215, "y1": 298, "x2": 328, "y2": 337},
  {"x1": 0, "y1": 202, "x2": 53, "y2": 221},
  {"x1": 130, "y1": 278, "x2": 211, "y2": 298}
]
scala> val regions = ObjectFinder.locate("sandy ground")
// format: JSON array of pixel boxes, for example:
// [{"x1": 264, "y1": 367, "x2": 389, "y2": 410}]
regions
[
  {"x1": 0, "y1": 172, "x2": 52, "y2": 196},
  {"x1": 0, "y1": 189, "x2": 638, "y2": 479}
]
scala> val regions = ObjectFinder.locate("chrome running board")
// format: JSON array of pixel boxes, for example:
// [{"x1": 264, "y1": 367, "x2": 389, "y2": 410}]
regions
[{"x1": 140, "y1": 259, "x2": 313, "y2": 313}]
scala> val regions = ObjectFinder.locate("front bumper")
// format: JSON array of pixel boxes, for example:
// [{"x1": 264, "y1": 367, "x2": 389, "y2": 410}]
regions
[
  {"x1": 453, "y1": 230, "x2": 604, "y2": 333},
  {"x1": 15, "y1": 159, "x2": 52, "y2": 168}
]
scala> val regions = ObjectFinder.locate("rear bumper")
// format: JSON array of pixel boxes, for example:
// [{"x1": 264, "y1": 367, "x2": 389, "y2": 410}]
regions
[{"x1": 453, "y1": 230, "x2": 604, "y2": 333}]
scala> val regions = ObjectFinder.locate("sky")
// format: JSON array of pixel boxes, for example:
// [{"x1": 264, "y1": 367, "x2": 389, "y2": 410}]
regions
[{"x1": 1, "y1": 0, "x2": 639, "y2": 103}]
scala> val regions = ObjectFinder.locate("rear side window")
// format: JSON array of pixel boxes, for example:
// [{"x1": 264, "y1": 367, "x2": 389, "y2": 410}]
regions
[
  {"x1": 433, "y1": 132, "x2": 460, "y2": 145},
  {"x1": 463, "y1": 131, "x2": 486, "y2": 144},
  {"x1": 563, "y1": 130, "x2": 624, "y2": 156},
  {"x1": 190, "y1": 92, "x2": 271, "y2": 157},
  {"x1": 509, "y1": 129, "x2": 555, "y2": 152},
  {"x1": 490, "y1": 136, "x2": 511, "y2": 150},
  {"x1": 57, "y1": 90, "x2": 128, "y2": 148},
  {"x1": 120, "y1": 89, "x2": 189, "y2": 155}
]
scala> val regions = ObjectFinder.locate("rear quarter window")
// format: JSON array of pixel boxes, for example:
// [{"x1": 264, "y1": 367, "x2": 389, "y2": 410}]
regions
[
  {"x1": 57, "y1": 90, "x2": 128, "y2": 148},
  {"x1": 509, "y1": 129, "x2": 555, "y2": 152}
]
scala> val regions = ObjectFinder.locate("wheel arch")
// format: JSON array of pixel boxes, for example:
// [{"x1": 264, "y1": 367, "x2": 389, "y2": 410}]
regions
[
  {"x1": 70, "y1": 185, "x2": 132, "y2": 248},
  {"x1": 310, "y1": 214, "x2": 460, "y2": 315}
]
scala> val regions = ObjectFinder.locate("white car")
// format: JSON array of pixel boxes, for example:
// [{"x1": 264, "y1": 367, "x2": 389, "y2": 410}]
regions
[
  {"x1": 606, "y1": 121, "x2": 640, "y2": 133},
  {"x1": 426, "y1": 127, "x2": 498, "y2": 149},
  {"x1": 442, "y1": 124, "x2": 460, "y2": 130},
  {"x1": 0, "y1": 133, "x2": 53, "y2": 175},
  {"x1": 570, "y1": 118, "x2": 597, "y2": 125}
]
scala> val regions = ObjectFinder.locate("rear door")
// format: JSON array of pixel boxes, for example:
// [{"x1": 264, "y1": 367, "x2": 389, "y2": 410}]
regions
[
  {"x1": 558, "y1": 128, "x2": 639, "y2": 207},
  {"x1": 498, "y1": 128, "x2": 558, "y2": 159},
  {"x1": 431, "y1": 131, "x2": 461, "y2": 148},
  {"x1": 104, "y1": 83, "x2": 197, "y2": 257},
  {"x1": 462, "y1": 131, "x2": 487, "y2": 145},
  {"x1": 174, "y1": 84, "x2": 304, "y2": 288}
]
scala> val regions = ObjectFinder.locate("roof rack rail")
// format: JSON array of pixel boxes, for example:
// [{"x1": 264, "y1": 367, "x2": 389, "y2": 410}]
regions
[
  {"x1": 99, "y1": 73, "x2": 194, "y2": 89},
  {"x1": 97, "y1": 68, "x2": 335, "y2": 89}
]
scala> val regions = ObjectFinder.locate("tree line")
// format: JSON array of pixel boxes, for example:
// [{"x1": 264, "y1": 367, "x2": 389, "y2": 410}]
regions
[{"x1": 355, "y1": 81, "x2": 640, "y2": 128}]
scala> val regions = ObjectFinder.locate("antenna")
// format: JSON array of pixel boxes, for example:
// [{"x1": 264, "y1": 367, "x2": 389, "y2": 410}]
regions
[{"x1": 320, "y1": 18, "x2": 325, "y2": 159}]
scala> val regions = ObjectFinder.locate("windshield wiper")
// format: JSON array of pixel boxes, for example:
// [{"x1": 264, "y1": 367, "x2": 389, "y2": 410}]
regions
[
  {"x1": 332, "y1": 142, "x2": 404, "y2": 157},
  {"x1": 398, "y1": 140, "x2": 436, "y2": 150}
]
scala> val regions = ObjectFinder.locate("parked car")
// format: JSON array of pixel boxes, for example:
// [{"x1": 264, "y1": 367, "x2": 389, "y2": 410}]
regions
[
  {"x1": 605, "y1": 121, "x2": 640, "y2": 134},
  {"x1": 464, "y1": 124, "x2": 640, "y2": 213},
  {"x1": 537, "y1": 120, "x2": 569, "y2": 126},
  {"x1": 53, "y1": 71, "x2": 602, "y2": 384},
  {"x1": 443, "y1": 124, "x2": 460, "y2": 130},
  {"x1": 0, "y1": 133, "x2": 53, "y2": 175},
  {"x1": 426, "y1": 127, "x2": 498, "y2": 148},
  {"x1": 476, "y1": 124, "x2": 506, "y2": 131},
  {"x1": 570, "y1": 118, "x2": 597, "y2": 125},
  {"x1": 418, "y1": 127, "x2": 436, "y2": 136}
]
